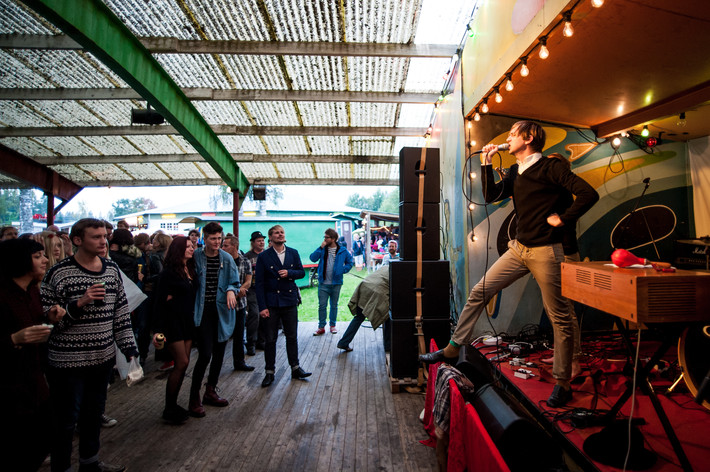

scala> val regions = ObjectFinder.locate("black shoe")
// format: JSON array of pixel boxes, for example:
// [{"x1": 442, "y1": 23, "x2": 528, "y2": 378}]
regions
[
  {"x1": 78, "y1": 461, "x2": 126, "y2": 472},
  {"x1": 546, "y1": 385, "x2": 573, "y2": 408},
  {"x1": 291, "y1": 367, "x2": 312, "y2": 380},
  {"x1": 418, "y1": 349, "x2": 458, "y2": 365},
  {"x1": 234, "y1": 362, "x2": 255, "y2": 371},
  {"x1": 162, "y1": 406, "x2": 188, "y2": 424},
  {"x1": 246, "y1": 346, "x2": 256, "y2": 356},
  {"x1": 261, "y1": 373, "x2": 275, "y2": 387},
  {"x1": 255, "y1": 342, "x2": 265, "y2": 350}
]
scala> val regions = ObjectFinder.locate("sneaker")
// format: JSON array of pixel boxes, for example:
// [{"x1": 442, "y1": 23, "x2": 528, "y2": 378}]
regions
[
  {"x1": 158, "y1": 360, "x2": 175, "y2": 371},
  {"x1": 313, "y1": 328, "x2": 326, "y2": 336},
  {"x1": 330, "y1": 326, "x2": 338, "y2": 334},
  {"x1": 101, "y1": 414, "x2": 117, "y2": 428},
  {"x1": 337, "y1": 344, "x2": 353, "y2": 352},
  {"x1": 546, "y1": 385, "x2": 573, "y2": 408}
]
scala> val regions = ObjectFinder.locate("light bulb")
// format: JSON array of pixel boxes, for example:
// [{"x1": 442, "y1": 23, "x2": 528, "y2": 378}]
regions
[
  {"x1": 611, "y1": 136, "x2": 622, "y2": 149},
  {"x1": 505, "y1": 76, "x2": 514, "y2": 92},
  {"x1": 471, "y1": 234, "x2": 478, "y2": 242},
  {"x1": 467, "y1": 120, "x2": 472, "y2": 129},
  {"x1": 427, "y1": 125, "x2": 433, "y2": 135},
  {"x1": 563, "y1": 21, "x2": 574, "y2": 37},
  {"x1": 469, "y1": 140, "x2": 476, "y2": 147},
  {"x1": 469, "y1": 172, "x2": 477, "y2": 180},
  {"x1": 520, "y1": 59, "x2": 529, "y2": 77},
  {"x1": 474, "y1": 111, "x2": 481, "y2": 121},
  {"x1": 494, "y1": 88, "x2": 503, "y2": 103},
  {"x1": 468, "y1": 203, "x2": 475, "y2": 211},
  {"x1": 677, "y1": 112, "x2": 687, "y2": 127},
  {"x1": 538, "y1": 38, "x2": 549, "y2": 59},
  {"x1": 481, "y1": 101, "x2": 489, "y2": 113},
  {"x1": 641, "y1": 125, "x2": 650, "y2": 137},
  {"x1": 591, "y1": 0, "x2": 604, "y2": 7}
]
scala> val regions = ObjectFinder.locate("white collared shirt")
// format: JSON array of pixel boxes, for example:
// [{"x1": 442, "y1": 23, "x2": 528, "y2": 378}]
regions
[
  {"x1": 517, "y1": 152, "x2": 543, "y2": 175},
  {"x1": 275, "y1": 246, "x2": 286, "y2": 264}
]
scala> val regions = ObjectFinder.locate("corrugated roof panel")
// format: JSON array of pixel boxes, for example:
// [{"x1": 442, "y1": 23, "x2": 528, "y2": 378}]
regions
[
  {"x1": 398, "y1": 103, "x2": 435, "y2": 127},
  {"x1": 404, "y1": 57, "x2": 452, "y2": 92},
  {"x1": 0, "y1": 50, "x2": 55, "y2": 88},
  {"x1": 314, "y1": 162, "x2": 351, "y2": 180},
  {"x1": 192, "y1": 101, "x2": 251, "y2": 126},
  {"x1": 350, "y1": 102, "x2": 396, "y2": 127},
  {"x1": 119, "y1": 163, "x2": 170, "y2": 180},
  {"x1": 243, "y1": 101, "x2": 300, "y2": 126},
  {"x1": 348, "y1": 57, "x2": 407, "y2": 92},
  {"x1": 0, "y1": 137, "x2": 56, "y2": 157},
  {"x1": 265, "y1": 0, "x2": 339, "y2": 42},
  {"x1": 184, "y1": 0, "x2": 270, "y2": 41},
  {"x1": 297, "y1": 101, "x2": 348, "y2": 127},
  {"x1": 288, "y1": 56, "x2": 345, "y2": 91},
  {"x1": 220, "y1": 136, "x2": 267, "y2": 154},
  {"x1": 307, "y1": 136, "x2": 349, "y2": 155},
  {"x1": 351, "y1": 137, "x2": 394, "y2": 156},
  {"x1": 353, "y1": 163, "x2": 392, "y2": 179},
  {"x1": 76, "y1": 136, "x2": 144, "y2": 156},
  {"x1": 49, "y1": 164, "x2": 94, "y2": 182},
  {"x1": 195, "y1": 161, "x2": 221, "y2": 179},
  {"x1": 261, "y1": 135, "x2": 308, "y2": 155},
  {"x1": 344, "y1": 1, "x2": 417, "y2": 43},
  {"x1": 415, "y1": 0, "x2": 476, "y2": 45},
  {"x1": 0, "y1": 173, "x2": 18, "y2": 183},
  {"x1": 0, "y1": 1, "x2": 57, "y2": 34},
  {"x1": 105, "y1": 0, "x2": 196, "y2": 39},
  {"x1": 5, "y1": 50, "x2": 127, "y2": 88},
  {"x1": 154, "y1": 54, "x2": 232, "y2": 89},
  {"x1": 158, "y1": 162, "x2": 207, "y2": 179},
  {"x1": 28, "y1": 137, "x2": 103, "y2": 156},
  {"x1": 124, "y1": 136, "x2": 194, "y2": 155},
  {"x1": 389, "y1": 163, "x2": 399, "y2": 179},
  {"x1": 238, "y1": 162, "x2": 278, "y2": 179},
  {"x1": 219, "y1": 54, "x2": 287, "y2": 90},
  {"x1": 76, "y1": 163, "x2": 134, "y2": 181},
  {"x1": 0, "y1": 100, "x2": 54, "y2": 127},
  {"x1": 276, "y1": 162, "x2": 313, "y2": 179}
]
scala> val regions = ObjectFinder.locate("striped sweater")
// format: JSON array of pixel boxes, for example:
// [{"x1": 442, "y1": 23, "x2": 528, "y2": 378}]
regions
[{"x1": 41, "y1": 256, "x2": 138, "y2": 369}]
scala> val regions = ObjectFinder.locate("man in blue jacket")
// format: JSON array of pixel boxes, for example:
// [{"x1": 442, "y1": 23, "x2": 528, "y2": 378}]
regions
[
  {"x1": 310, "y1": 228, "x2": 354, "y2": 335},
  {"x1": 256, "y1": 225, "x2": 311, "y2": 387},
  {"x1": 189, "y1": 222, "x2": 239, "y2": 417}
]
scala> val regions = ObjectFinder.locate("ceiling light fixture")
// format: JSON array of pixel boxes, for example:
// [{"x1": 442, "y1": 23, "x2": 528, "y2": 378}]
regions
[
  {"x1": 131, "y1": 104, "x2": 164, "y2": 125},
  {"x1": 538, "y1": 37, "x2": 549, "y2": 59},
  {"x1": 641, "y1": 125, "x2": 650, "y2": 137},
  {"x1": 505, "y1": 73, "x2": 514, "y2": 92},
  {"x1": 520, "y1": 57, "x2": 530, "y2": 77},
  {"x1": 611, "y1": 136, "x2": 622, "y2": 149},
  {"x1": 480, "y1": 98, "x2": 489, "y2": 114},
  {"x1": 474, "y1": 109, "x2": 481, "y2": 121},
  {"x1": 494, "y1": 86, "x2": 503, "y2": 103}
]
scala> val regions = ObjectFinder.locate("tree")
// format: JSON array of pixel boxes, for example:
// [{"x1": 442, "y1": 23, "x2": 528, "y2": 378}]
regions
[
  {"x1": 0, "y1": 189, "x2": 20, "y2": 224},
  {"x1": 346, "y1": 188, "x2": 396, "y2": 212},
  {"x1": 112, "y1": 197, "x2": 157, "y2": 217},
  {"x1": 378, "y1": 189, "x2": 400, "y2": 213}
]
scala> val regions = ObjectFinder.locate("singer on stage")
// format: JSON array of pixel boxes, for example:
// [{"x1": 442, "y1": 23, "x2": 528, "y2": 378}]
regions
[{"x1": 420, "y1": 120, "x2": 599, "y2": 407}]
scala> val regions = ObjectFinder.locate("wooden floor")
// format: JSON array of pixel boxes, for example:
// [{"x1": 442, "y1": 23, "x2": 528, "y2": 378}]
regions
[{"x1": 40, "y1": 321, "x2": 437, "y2": 472}]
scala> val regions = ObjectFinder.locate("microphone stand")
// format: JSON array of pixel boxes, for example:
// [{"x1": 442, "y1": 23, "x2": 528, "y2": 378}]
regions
[{"x1": 620, "y1": 179, "x2": 660, "y2": 259}]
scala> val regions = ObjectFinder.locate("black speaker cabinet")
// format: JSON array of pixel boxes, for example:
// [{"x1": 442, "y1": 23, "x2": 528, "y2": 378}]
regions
[
  {"x1": 472, "y1": 384, "x2": 562, "y2": 471},
  {"x1": 398, "y1": 202, "x2": 439, "y2": 261},
  {"x1": 454, "y1": 345, "x2": 496, "y2": 387},
  {"x1": 399, "y1": 147, "x2": 440, "y2": 204},
  {"x1": 389, "y1": 318, "x2": 451, "y2": 378},
  {"x1": 389, "y1": 260, "x2": 450, "y2": 319}
]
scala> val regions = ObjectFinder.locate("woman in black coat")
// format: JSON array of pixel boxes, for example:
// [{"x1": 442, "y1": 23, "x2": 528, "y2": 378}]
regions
[
  {"x1": 153, "y1": 236, "x2": 198, "y2": 424},
  {"x1": 1, "y1": 238, "x2": 65, "y2": 471}
]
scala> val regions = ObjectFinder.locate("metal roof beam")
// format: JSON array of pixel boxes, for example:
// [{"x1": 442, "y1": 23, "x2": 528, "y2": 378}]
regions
[
  {"x1": 2, "y1": 178, "x2": 397, "y2": 188},
  {"x1": 1, "y1": 125, "x2": 426, "y2": 137},
  {"x1": 0, "y1": 87, "x2": 438, "y2": 104},
  {"x1": 19, "y1": 1, "x2": 249, "y2": 195},
  {"x1": 34, "y1": 153, "x2": 398, "y2": 165},
  {"x1": 251, "y1": 178, "x2": 397, "y2": 186},
  {"x1": 1, "y1": 34, "x2": 458, "y2": 58}
]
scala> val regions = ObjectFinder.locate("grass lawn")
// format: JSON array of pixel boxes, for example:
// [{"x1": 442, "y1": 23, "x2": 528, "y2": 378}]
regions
[{"x1": 298, "y1": 270, "x2": 370, "y2": 322}]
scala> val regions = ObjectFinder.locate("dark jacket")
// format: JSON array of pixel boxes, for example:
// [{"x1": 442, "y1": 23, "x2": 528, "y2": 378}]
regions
[
  {"x1": 309, "y1": 243, "x2": 354, "y2": 285},
  {"x1": 255, "y1": 246, "x2": 305, "y2": 311}
]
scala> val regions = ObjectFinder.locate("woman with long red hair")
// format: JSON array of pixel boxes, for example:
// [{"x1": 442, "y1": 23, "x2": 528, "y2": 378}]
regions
[{"x1": 153, "y1": 236, "x2": 198, "y2": 424}]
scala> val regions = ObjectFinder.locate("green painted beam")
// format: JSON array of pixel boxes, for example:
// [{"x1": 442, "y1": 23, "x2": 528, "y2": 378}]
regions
[{"x1": 22, "y1": 0, "x2": 249, "y2": 196}]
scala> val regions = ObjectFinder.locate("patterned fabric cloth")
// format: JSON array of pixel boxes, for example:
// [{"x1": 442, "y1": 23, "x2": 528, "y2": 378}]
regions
[
  {"x1": 235, "y1": 252, "x2": 252, "y2": 311},
  {"x1": 204, "y1": 254, "x2": 220, "y2": 303},
  {"x1": 41, "y1": 256, "x2": 138, "y2": 369},
  {"x1": 433, "y1": 364, "x2": 475, "y2": 434}
]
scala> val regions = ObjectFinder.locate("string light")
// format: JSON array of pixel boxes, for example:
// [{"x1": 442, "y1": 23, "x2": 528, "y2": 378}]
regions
[
  {"x1": 611, "y1": 136, "x2": 622, "y2": 149},
  {"x1": 467, "y1": 120, "x2": 472, "y2": 129},
  {"x1": 474, "y1": 109, "x2": 481, "y2": 121},
  {"x1": 480, "y1": 98, "x2": 489, "y2": 114},
  {"x1": 591, "y1": 0, "x2": 604, "y2": 7},
  {"x1": 505, "y1": 73, "x2": 514, "y2": 92},
  {"x1": 469, "y1": 172, "x2": 477, "y2": 180},
  {"x1": 427, "y1": 125, "x2": 433, "y2": 135},
  {"x1": 520, "y1": 57, "x2": 529, "y2": 77},
  {"x1": 469, "y1": 140, "x2": 476, "y2": 147},
  {"x1": 494, "y1": 86, "x2": 503, "y2": 103},
  {"x1": 677, "y1": 112, "x2": 687, "y2": 127},
  {"x1": 641, "y1": 125, "x2": 650, "y2": 137},
  {"x1": 471, "y1": 234, "x2": 478, "y2": 242},
  {"x1": 562, "y1": 11, "x2": 574, "y2": 37},
  {"x1": 468, "y1": 203, "x2": 475, "y2": 211},
  {"x1": 538, "y1": 37, "x2": 549, "y2": 59}
]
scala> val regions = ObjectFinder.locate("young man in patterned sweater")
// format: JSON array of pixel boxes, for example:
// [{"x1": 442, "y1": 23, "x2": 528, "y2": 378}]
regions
[{"x1": 42, "y1": 218, "x2": 138, "y2": 472}]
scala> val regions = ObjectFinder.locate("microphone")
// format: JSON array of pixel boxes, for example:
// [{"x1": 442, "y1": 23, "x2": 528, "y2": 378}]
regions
[{"x1": 472, "y1": 143, "x2": 510, "y2": 154}]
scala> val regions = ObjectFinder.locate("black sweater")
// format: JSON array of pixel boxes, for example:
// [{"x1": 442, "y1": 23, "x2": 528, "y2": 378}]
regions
[{"x1": 483, "y1": 157, "x2": 599, "y2": 248}]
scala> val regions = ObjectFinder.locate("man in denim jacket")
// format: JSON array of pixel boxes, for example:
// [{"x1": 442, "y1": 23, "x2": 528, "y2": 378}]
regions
[
  {"x1": 310, "y1": 228, "x2": 354, "y2": 335},
  {"x1": 188, "y1": 222, "x2": 239, "y2": 417}
]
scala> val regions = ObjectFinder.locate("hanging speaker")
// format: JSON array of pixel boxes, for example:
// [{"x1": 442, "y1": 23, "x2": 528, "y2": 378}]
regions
[
  {"x1": 399, "y1": 147, "x2": 440, "y2": 204},
  {"x1": 389, "y1": 260, "x2": 450, "y2": 319},
  {"x1": 398, "y1": 202, "x2": 439, "y2": 260},
  {"x1": 389, "y1": 317, "x2": 451, "y2": 378}
]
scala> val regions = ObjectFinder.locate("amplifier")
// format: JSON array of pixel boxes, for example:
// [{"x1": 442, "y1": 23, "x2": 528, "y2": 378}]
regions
[{"x1": 673, "y1": 239, "x2": 709, "y2": 270}]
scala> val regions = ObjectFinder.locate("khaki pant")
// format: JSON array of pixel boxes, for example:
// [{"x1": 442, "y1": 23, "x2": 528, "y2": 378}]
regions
[{"x1": 452, "y1": 240, "x2": 574, "y2": 380}]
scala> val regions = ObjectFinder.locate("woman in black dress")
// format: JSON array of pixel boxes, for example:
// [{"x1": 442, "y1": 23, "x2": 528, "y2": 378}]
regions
[{"x1": 153, "y1": 236, "x2": 198, "y2": 423}]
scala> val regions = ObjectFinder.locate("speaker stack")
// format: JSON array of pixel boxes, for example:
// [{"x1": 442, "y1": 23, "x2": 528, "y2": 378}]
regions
[{"x1": 389, "y1": 147, "x2": 451, "y2": 378}]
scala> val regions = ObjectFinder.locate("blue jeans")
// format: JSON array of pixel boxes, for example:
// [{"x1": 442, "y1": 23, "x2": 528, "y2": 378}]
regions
[
  {"x1": 47, "y1": 363, "x2": 113, "y2": 472},
  {"x1": 337, "y1": 306, "x2": 366, "y2": 348},
  {"x1": 317, "y1": 283, "x2": 342, "y2": 328}
]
